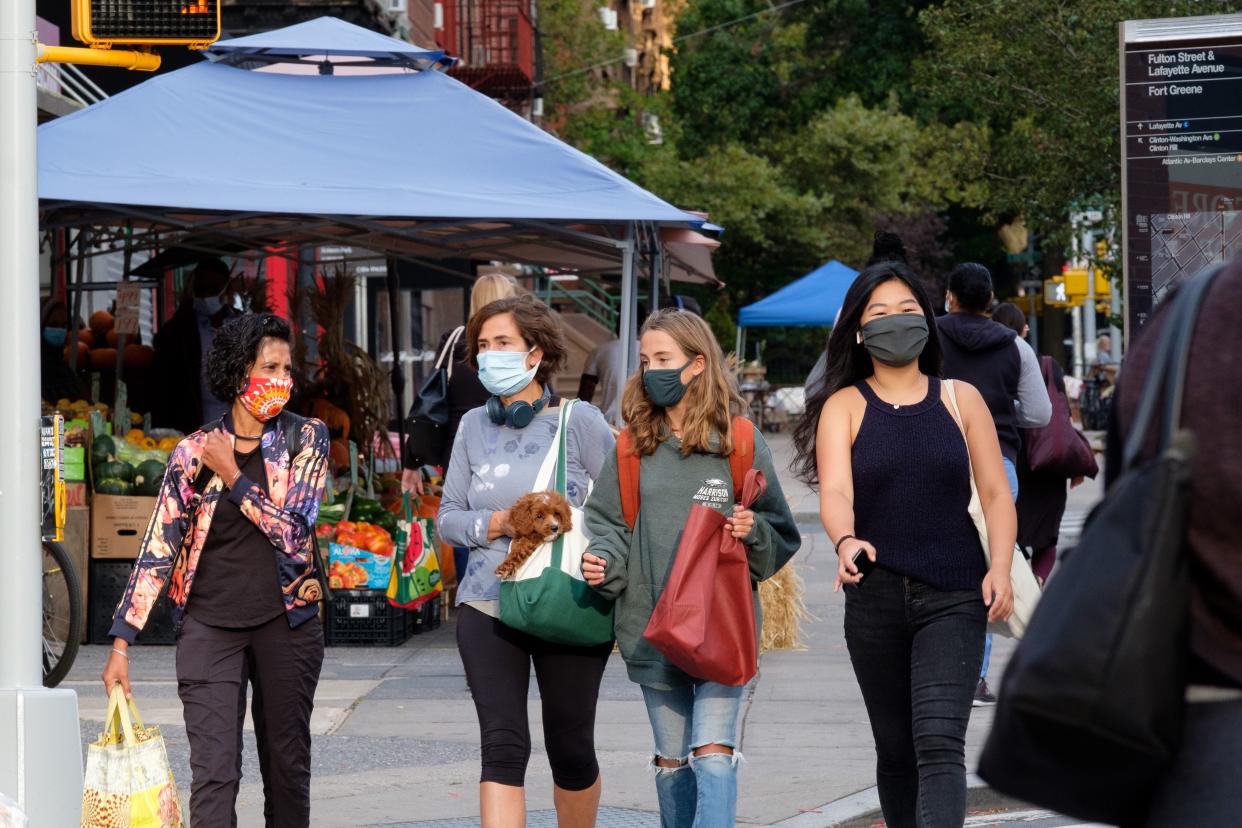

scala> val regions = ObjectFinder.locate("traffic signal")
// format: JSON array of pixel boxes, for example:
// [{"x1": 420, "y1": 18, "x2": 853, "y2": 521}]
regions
[
  {"x1": 1060, "y1": 268, "x2": 1111, "y2": 299},
  {"x1": 72, "y1": 0, "x2": 221, "y2": 48}
]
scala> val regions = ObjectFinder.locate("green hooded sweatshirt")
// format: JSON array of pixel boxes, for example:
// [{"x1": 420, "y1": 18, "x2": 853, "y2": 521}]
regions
[{"x1": 584, "y1": 429, "x2": 802, "y2": 690}]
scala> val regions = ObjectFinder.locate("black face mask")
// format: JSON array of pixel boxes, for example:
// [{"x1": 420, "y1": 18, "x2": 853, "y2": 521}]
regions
[
  {"x1": 642, "y1": 361, "x2": 692, "y2": 408},
  {"x1": 859, "y1": 314, "x2": 929, "y2": 367}
]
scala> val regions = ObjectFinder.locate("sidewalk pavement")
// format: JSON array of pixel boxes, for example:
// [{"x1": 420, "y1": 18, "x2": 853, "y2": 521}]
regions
[{"x1": 66, "y1": 430, "x2": 1104, "y2": 826}]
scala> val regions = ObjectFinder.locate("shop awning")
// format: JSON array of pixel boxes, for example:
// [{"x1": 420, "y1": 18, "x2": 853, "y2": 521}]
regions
[{"x1": 738, "y1": 260, "x2": 858, "y2": 327}]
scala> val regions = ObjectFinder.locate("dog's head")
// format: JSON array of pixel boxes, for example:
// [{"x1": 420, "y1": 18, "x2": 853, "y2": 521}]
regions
[{"x1": 509, "y1": 491, "x2": 573, "y2": 543}]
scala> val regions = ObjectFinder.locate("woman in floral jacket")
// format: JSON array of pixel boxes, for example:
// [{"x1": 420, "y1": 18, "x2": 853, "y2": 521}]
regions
[{"x1": 102, "y1": 313, "x2": 330, "y2": 828}]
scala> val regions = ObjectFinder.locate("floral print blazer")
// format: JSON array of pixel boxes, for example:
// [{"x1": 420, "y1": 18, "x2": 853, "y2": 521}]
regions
[{"x1": 109, "y1": 413, "x2": 330, "y2": 643}]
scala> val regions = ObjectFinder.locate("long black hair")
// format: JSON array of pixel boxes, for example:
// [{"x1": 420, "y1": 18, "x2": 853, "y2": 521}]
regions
[{"x1": 793, "y1": 262, "x2": 943, "y2": 485}]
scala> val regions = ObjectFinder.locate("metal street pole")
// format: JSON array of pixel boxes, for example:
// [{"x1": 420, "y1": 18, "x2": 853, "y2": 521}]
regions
[{"x1": 0, "y1": 0, "x2": 85, "y2": 821}]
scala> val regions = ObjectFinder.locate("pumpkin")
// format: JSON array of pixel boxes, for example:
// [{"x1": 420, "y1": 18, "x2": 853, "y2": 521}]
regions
[
  {"x1": 329, "y1": 439, "x2": 349, "y2": 469},
  {"x1": 89, "y1": 348, "x2": 118, "y2": 370},
  {"x1": 64, "y1": 341, "x2": 90, "y2": 366},
  {"x1": 123, "y1": 343, "x2": 154, "y2": 369},
  {"x1": 88, "y1": 310, "x2": 114, "y2": 338},
  {"x1": 76, "y1": 329, "x2": 95, "y2": 348}
]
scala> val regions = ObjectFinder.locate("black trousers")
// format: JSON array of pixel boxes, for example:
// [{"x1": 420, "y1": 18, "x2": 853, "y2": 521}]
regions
[
  {"x1": 843, "y1": 567, "x2": 986, "y2": 828},
  {"x1": 456, "y1": 604, "x2": 611, "y2": 790},
  {"x1": 176, "y1": 612, "x2": 324, "y2": 828}
]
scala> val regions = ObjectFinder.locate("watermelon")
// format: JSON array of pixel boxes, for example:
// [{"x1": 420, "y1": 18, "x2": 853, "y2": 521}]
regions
[
  {"x1": 133, "y1": 460, "x2": 166, "y2": 496},
  {"x1": 95, "y1": 460, "x2": 135, "y2": 483},
  {"x1": 95, "y1": 478, "x2": 132, "y2": 496}
]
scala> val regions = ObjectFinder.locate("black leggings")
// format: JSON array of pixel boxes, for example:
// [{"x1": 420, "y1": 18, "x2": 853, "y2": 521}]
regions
[{"x1": 456, "y1": 604, "x2": 612, "y2": 790}]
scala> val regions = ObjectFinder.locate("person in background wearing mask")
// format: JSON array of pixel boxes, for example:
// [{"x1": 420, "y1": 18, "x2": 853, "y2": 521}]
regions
[
  {"x1": 937, "y1": 263, "x2": 1050, "y2": 706},
  {"x1": 437, "y1": 296, "x2": 616, "y2": 828},
  {"x1": 40, "y1": 297, "x2": 87, "y2": 403},
  {"x1": 582, "y1": 309, "x2": 800, "y2": 828},
  {"x1": 103, "y1": 313, "x2": 330, "y2": 827},
  {"x1": 793, "y1": 263, "x2": 1015, "y2": 828},
  {"x1": 151, "y1": 257, "x2": 235, "y2": 435}
]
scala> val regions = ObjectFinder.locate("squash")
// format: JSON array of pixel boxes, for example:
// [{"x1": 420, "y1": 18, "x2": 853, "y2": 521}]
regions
[
  {"x1": 95, "y1": 460, "x2": 135, "y2": 483},
  {"x1": 77, "y1": 329, "x2": 95, "y2": 348},
  {"x1": 133, "y1": 460, "x2": 166, "y2": 496},
  {"x1": 95, "y1": 478, "x2": 132, "y2": 496}
]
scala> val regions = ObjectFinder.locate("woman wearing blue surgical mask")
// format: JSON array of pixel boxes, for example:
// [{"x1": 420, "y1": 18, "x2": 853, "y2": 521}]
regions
[
  {"x1": 792, "y1": 263, "x2": 1015, "y2": 828},
  {"x1": 437, "y1": 295, "x2": 617, "y2": 828}
]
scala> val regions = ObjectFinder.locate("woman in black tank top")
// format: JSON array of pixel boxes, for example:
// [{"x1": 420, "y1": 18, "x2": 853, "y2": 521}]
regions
[{"x1": 794, "y1": 262, "x2": 1017, "y2": 828}]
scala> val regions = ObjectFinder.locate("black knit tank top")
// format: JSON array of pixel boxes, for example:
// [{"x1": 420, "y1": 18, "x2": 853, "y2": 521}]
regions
[{"x1": 851, "y1": 376, "x2": 986, "y2": 591}]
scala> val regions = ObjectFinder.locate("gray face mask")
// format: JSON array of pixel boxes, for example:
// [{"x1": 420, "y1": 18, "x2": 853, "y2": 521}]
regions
[{"x1": 859, "y1": 314, "x2": 929, "y2": 367}]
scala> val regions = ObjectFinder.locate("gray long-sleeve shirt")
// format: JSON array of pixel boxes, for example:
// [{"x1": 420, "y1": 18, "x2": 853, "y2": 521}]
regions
[
  {"x1": 437, "y1": 401, "x2": 615, "y2": 610},
  {"x1": 1014, "y1": 337, "x2": 1053, "y2": 428}
]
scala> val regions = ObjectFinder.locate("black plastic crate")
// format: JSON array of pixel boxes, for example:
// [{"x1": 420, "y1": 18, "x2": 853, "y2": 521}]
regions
[
  {"x1": 325, "y1": 589, "x2": 416, "y2": 647},
  {"x1": 89, "y1": 559, "x2": 177, "y2": 645}
]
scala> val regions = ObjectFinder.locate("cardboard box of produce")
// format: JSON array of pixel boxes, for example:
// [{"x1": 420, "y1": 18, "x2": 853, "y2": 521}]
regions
[{"x1": 91, "y1": 494, "x2": 157, "y2": 559}]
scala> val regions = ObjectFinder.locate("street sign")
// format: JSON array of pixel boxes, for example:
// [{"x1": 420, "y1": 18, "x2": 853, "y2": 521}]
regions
[
  {"x1": 72, "y1": 0, "x2": 220, "y2": 47},
  {"x1": 1121, "y1": 15, "x2": 1242, "y2": 335}
]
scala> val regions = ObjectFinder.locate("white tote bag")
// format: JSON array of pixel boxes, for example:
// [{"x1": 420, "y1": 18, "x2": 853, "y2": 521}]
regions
[{"x1": 943, "y1": 380, "x2": 1041, "y2": 639}]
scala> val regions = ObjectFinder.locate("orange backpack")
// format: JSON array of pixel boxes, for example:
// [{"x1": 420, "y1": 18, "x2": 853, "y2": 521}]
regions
[{"x1": 616, "y1": 416, "x2": 755, "y2": 530}]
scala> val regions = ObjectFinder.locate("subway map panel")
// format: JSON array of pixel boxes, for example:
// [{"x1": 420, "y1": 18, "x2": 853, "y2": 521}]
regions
[{"x1": 1148, "y1": 211, "x2": 1242, "y2": 304}]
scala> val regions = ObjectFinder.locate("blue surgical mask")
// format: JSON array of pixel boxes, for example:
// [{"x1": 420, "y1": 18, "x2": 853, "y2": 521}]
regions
[
  {"x1": 43, "y1": 327, "x2": 67, "y2": 348},
  {"x1": 477, "y1": 349, "x2": 539, "y2": 397},
  {"x1": 194, "y1": 296, "x2": 224, "y2": 317}
]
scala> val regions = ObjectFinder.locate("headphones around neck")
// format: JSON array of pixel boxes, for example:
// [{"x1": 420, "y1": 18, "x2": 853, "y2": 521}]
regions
[{"x1": 486, "y1": 386, "x2": 551, "y2": 429}]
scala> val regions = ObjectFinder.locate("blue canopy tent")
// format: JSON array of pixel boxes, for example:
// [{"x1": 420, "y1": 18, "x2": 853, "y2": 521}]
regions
[
  {"x1": 37, "y1": 17, "x2": 715, "y2": 415},
  {"x1": 735, "y1": 259, "x2": 858, "y2": 358}
]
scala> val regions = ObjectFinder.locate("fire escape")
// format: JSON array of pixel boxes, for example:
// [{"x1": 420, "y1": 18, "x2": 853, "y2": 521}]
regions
[{"x1": 437, "y1": 0, "x2": 536, "y2": 111}]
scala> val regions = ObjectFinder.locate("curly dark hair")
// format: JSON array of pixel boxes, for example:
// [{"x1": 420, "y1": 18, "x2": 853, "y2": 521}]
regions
[{"x1": 206, "y1": 313, "x2": 292, "y2": 403}]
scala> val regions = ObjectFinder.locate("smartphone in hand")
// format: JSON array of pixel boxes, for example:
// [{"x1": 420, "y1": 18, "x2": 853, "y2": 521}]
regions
[{"x1": 851, "y1": 547, "x2": 876, "y2": 582}]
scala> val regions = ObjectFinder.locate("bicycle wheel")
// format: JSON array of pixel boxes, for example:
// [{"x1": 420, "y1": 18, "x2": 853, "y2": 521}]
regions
[{"x1": 43, "y1": 541, "x2": 83, "y2": 688}]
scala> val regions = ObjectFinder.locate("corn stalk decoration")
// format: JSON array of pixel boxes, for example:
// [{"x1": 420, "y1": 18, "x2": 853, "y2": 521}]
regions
[{"x1": 287, "y1": 268, "x2": 393, "y2": 466}]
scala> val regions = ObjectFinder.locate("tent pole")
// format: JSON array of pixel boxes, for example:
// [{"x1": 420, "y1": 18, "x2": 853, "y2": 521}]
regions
[
  {"x1": 735, "y1": 326, "x2": 743, "y2": 363},
  {"x1": 386, "y1": 258, "x2": 406, "y2": 450},
  {"x1": 649, "y1": 223, "x2": 660, "y2": 311},
  {"x1": 617, "y1": 223, "x2": 636, "y2": 411},
  {"x1": 0, "y1": 0, "x2": 84, "y2": 818}
]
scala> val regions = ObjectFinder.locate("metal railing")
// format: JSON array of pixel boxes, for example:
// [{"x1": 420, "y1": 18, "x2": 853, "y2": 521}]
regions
[
  {"x1": 37, "y1": 60, "x2": 108, "y2": 108},
  {"x1": 537, "y1": 276, "x2": 620, "y2": 330}
]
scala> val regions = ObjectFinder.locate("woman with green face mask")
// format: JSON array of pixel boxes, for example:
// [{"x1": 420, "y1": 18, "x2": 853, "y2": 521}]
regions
[
  {"x1": 792, "y1": 262, "x2": 1016, "y2": 828},
  {"x1": 582, "y1": 309, "x2": 801, "y2": 827}
]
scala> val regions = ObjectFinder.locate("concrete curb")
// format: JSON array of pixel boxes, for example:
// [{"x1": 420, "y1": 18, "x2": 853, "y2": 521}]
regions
[{"x1": 764, "y1": 776, "x2": 1028, "y2": 827}]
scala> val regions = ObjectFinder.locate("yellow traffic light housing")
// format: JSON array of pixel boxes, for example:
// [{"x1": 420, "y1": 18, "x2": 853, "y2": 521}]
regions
[
  {"x1": 72, "y1": 0, "x2": 221, "y2": 49},
  {"x1": 1060, "y1": 269, "x2": 1111, "y2": 299}
]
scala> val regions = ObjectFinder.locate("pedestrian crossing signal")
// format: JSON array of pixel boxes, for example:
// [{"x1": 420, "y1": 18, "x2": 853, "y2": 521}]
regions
[{"x1": 72, "y1": 0, "x2": 221, "y2": 48}]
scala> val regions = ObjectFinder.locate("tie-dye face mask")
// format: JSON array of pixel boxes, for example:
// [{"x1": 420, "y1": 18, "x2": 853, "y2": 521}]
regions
[{"x1": 238, "y1": 375, "x2": 293, "y2": 422}]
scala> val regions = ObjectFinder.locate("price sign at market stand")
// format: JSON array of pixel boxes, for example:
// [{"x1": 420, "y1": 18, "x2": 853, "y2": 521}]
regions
[{"x1": 114, "y1": 282, "x2": 141, "y2": 335}]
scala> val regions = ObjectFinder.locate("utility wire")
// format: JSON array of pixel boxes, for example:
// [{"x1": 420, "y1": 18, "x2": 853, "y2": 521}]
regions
[{"x1": 535, "y1": 0, "x2": 817, "y2": 87}]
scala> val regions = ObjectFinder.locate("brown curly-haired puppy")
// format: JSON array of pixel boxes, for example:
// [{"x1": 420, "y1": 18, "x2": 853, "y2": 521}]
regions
[{"x1": 495, "y1": 491, "x2": 573, "y2": 579}]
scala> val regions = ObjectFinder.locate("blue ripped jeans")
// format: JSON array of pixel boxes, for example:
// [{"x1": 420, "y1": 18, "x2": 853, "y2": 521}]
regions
[{"x1": 641, "y1": 680, "x2": 746, "y2": 828}]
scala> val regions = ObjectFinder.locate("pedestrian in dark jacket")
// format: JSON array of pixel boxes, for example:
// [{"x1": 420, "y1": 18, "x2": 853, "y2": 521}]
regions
[
  {"x1": 938, "y1": 263, "x2": 1051, "y2": 704},
  {"x1": 1105, "y1": 262, "x2": 1242, "y2": 826},
  {"x1": 150, "y1": 258, "x2": 235, "y2": 435}
]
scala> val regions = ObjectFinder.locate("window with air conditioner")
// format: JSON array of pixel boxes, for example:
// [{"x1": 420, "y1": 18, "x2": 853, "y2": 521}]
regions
[{"x1": 388, "y1": 0, "x2": 407, "y2": 13}]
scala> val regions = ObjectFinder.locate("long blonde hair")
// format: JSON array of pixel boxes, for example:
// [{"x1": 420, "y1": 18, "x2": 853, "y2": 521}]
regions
[
  {"x1": 470, "y1": 273, "x2": 517, "y2": 318},
  {"x1": 621, "y1": 309, "x2": 746, "y2": 457}
]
